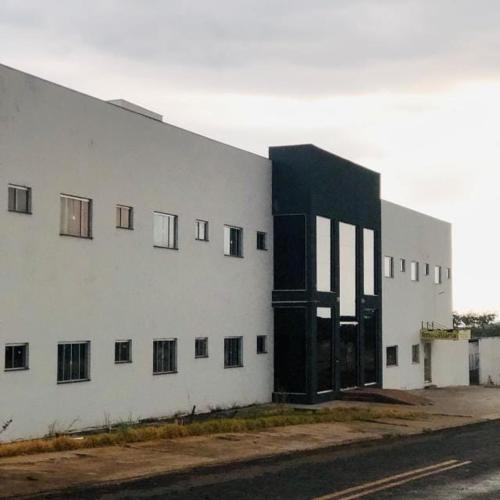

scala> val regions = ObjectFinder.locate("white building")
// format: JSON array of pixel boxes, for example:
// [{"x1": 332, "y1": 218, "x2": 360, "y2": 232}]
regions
[{"x1": 0, "y1": 63, "x2": 467, "y2": 442}]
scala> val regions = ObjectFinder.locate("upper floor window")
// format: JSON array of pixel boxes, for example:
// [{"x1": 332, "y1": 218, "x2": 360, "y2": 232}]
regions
[
  {"x1": 363, "y1": 228, "x2": 375, "y2": 295},
  {"x1": 411, "y1": 261, "x2": 419, "y2": 282},
  {"x1": 5, "y1": 343, "x2": 29, "y2": 371},
  {"x1": 224, "y1": 225, "x2": 243, "y2": 257},
  {"x1": 400, "y1": 258, "x2": 406, "y2": 273},
  {"x1": 195, "y1": 219, "x2": 209, "y2": 241},
  {"x1": 412, "y1": 344, "x2": 420, "y2": 364},
  {"x1": 8, "y1": 185, "x2": 31, "y2": 214},
  {"x1": 116, "y1": 205, "x2": 133, "y2": 230},
  {"x1": 257, "y1": 335, "x2": 268, "y2": 354},
  {"x1": 57, "y1": 341, "x2": 90, "y2": 383},
  {"x1": 115, "y1": 340, "x2": 132, "y2": 363},
  {"x1": 384, "y1": 256, "x2": 394, "y2": 278},
  {"x1": 424, "y1": 263, "x2": 430, "y2": 276},
  {"x1": 256, "y1": 231, "x2": 267, "y2": 251},
  {"x1": 434, "y1": 265, "x2": 442, "y2": 284},
  {"x1": 60, "y1": 194, "x2": 91, "y2": 238},
  {"x1": 153, "y1": 212, "x2": 177, "y2": 249},
  {"x1": 316, "y1": 216, "x2": 331, "y2": 292},
  {"x1": 195, "y1": 337, "x2": 208, "y2": 358}
]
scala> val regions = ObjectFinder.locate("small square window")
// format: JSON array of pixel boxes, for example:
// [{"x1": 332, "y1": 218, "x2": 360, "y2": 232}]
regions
[
  {"x1": 257, "y1": 335, "x2": 267, "y2": 354},
  {"x1": 384, "y1": 256, "x2": 394, "y2": 278},
  {"x1": 224, "y1": 337, "x2": 243, "y2": 367},
  {"x1": 256, "y1": 232, "x2": 267, "y2": 250},
  {"x1": 153, "y1": 339, "x2": 177, "y2": 374},
  {"x1": 195, "y1": 337, "x2": 208, "y2": 358},
  {"x1": 115, "y1": 340, "x2": 132, "y2": 363},
  {"x1": 386, "y1": 346, "x2": 398, "y2": 367},
  {"x1": 5, "y1": 344, "x2": 29, "y2": 371},
  {"x1": 153, "y1": 212, "x2": 178, "y2": 249},
  {"x1": 411, "y1": 261, "x2": 419, "y2": 282},
  {"x1": 8, "y1": 185, "x2": 31, "y2": 214},
  {"x1": 412, "y1": 344, "x2": 420, "y2": 364},
  {"x1": 400, "y1": 259, "x2": 406, "y2": 273},
  {"x1": 116, "y1": 205, "x2": 133, "y2": 229},
  {"x1": 224, "y1": 225, "x2": 243, "y2": 257},
  {"x1": 195, "y1": 220, "x2": 209, "y2": 241}
]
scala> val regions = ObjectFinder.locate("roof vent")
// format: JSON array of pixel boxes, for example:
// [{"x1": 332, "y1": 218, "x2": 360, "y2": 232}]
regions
[{"x1": 107, "y1": 99, "x2": 163, "y2": 122}]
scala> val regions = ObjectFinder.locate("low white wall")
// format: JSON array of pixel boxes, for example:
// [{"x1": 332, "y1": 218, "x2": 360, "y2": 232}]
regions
[
  {"x1": 432, "y1": 340, "x2": 469, "y2": 387},
  {"x1": 479, "y1": 338, "x2": 500, "y2": 385}
]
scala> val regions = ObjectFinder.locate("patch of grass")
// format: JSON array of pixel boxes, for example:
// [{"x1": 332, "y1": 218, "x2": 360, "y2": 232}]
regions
[{"x1": 0, "y1": 406, "x2": 425, "y2": 459}]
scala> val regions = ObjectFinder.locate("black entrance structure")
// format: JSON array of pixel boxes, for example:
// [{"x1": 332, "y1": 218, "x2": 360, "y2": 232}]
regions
[{"x1": 271, "y1": 145, "x2": 382, "y2": 404}]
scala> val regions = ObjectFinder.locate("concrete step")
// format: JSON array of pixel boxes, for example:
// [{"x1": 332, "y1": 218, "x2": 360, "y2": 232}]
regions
[{"x1": 339, "y1": 388, "x2": 433, "y2": 406}]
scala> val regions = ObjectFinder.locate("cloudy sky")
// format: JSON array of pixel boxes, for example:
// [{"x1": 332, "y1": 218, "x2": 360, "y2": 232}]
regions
[{"x1": 1, "y1": 0, "x2": 498, "y2": 314}]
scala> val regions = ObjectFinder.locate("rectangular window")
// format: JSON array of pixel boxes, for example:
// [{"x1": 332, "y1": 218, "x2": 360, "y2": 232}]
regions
[
  {"x1": 195, "y1": 337, "x2": 208, "y2": 358},
  {"x1": 256, "y1": 231, "x2": 267, "y2": 250},
  {"x1": 8, "y1": 185, "x2": 31, "y2": 214},
  {"x1": 363, "y1": 228, "x2": 375, "y2": 295},
  {"x1": 57, "y1": 342, "x2": 90, "y2": 383},
  {"x1": 257, "y1": 335, "x2": 268, "y2": 354},
  {"x1": 411, "y1": 261, "x2": 419, "y2": 282},
  {"x1": 60, "y1": 195, "x2": 91, "y2": 238},
  {"x1": 224, "y1": 337, "x2": 243, "y2": 367},
  {"x1": 224, "y1": 225, "x2": 243, "y2": 257},
  {"x1": 386, "y1": 346, "x2": 398, "y2": 367},
  {"x1": 153, "y1": 212, "x2": 178, "y2": 249},
  {"x1": 384, "y1": 256, "x2": 394, "y2": 278},
  {"x1": 412, "y1": 344, "x2": 420, "y2": 364},
  {"x1": 364, "y1": 310, "x2": 377, "y2": 385},
  {"x1": 153, "y1": 339, "x2": 177, "y2": 374},
  {"x1": 447, "y1": 268, "x2": 452, "y2": 280},
  {"x1": 317, "y1": 308, "x2": 333, "y2": 391},
  {"x1": 116, "y1": 205, "x2": 133, "y2": 229},
  {"x1": 425, "y1": 263, "x2": 430, "y2": 276},
  {"x1": 5, "y1": 343, "x2": 29, "y2": 371},
  {"x1": 316, "y1": 216, "x2": 331, "y2": 292},
  {"x1": 195, "y1": 220, "x2": 209, "y2": 241},
  {"x1": 434, "y1": 265, "x2": 442, "y2": 284},
  {"x1": 115, "y1": 340, "x2": 132, "y2": 363},
  {"x1": 400, "y1": 259, "x2": 406, "y2": 272},
  {"x1": 339, "y1": 222, "x2": 356, "y2": 317}
]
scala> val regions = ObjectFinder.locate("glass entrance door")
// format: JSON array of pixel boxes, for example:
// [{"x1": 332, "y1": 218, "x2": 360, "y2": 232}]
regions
[{"x1": 340, "y1": 322, "x2": 358, "y2": 389}]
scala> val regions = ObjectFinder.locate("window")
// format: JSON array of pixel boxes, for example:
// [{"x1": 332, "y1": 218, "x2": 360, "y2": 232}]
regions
[
  {"x1": 57, "y1": 342, "x2": 90, "y2": 383},
  {"x1": 115, "y1": 340, "x2": 132, "y2": 363},
  {"x1": 412, "y1": 344, "x2": 420, "y2": 364},
  {"x1": 257, "y1": 335, "x2": 268, "y2": 354},
  {"x1": 363, "y1": 228, "x2": 375, "y2": 295},
  {"x1": 153, "y1": 339, "x2": 177, "y2": 374},
  {"x1": 195, "y1": 337, "x2": 208, "y2": 358},
  {"x1": 153, "y1": 212, "x2": 178, "y2": 249},
  {"x1": 5, "y1": 344, "x2": 28, "y2": 371},
  {"x1": 224, "y1": 225, "x2": 243, "y2": 257},
  {"x1": 116, "y1": 205, "x2": 133, "y2": 229},
  {"x1": 400, "y1": 259, "x2": 406, "y2": 272},
  {"x1": 386, "y1": 346, "x2": 398, "y2": 367},
  {"x1": 8, "y1": 185, "x2": 31, "y2": 214},
  {"x1": 411, "y1": 261, "x2": 419, "y2": 282},
  {"x1": 224, "y1": 337, "x2": 243, "y2": 367},
  {"x1": 424, "y1": 263, "x2": 430, "y2": 276},
  {"x1": 339, "y1": 222, "x2": 356, "y2": 317},
  {"x1": 316, "y1": 217, "x2": 331, "y2": 292},
  {"x1": 60, "y1": 195, "x2": 91, "y2": 238},
  {"x1": 434, "y1": 265, "x2": 442, "y2": 284},
  {"x1": 447, "y1": 268, "x2": 452, "y2": 280},
  {"x1": 257, "y1": 231, "x2": 267, "y2": 251},
  {"x1": 384, "y1": 256, "x2": 394, "y2": 278},
  {"x1": 195, "y1": 219, "x2": 209, "y2": 241}
]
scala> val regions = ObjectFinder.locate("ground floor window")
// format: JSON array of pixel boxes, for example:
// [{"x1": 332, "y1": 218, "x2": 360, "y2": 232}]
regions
[
  {"x1": 412, "y1": 344, "x2": 420, "y2": 364},
  {"x1": 153, "y1": 339, "x2": 177, "y2": 374},
  {"x1": 5, "y1": 343, "x2": 29, "y2": 370},
  {"x1": 195, "y1": 337, "x2": 208, "y2": 358},
  {"x1": 224, "y1": 337, "x2": 243, "y2": 367},
  {"x1": 115, "y1": 340, "x2": 132, "y2": 363},
  {"x1": 386, "y1": 345, "x2": 398, "y2": 367},
  {"x1": 57, "y1": 342, "x2": 90, "y2": 383}
]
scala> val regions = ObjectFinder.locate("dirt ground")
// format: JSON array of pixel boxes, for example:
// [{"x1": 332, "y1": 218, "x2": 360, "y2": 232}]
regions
[{"x1": 0, "y1": 386, "x2": 497, "y2": 499}]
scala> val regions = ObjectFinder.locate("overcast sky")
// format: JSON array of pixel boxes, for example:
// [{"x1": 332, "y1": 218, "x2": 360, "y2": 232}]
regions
[{"x1": 1, "y1": 0, "x2": 499, "y2": 314}]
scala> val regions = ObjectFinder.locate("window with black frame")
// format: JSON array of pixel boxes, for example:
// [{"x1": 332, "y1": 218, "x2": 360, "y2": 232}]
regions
[
  {"x1": 153, "y1": 339, "x2": 177, "y2": 374},
  {"x1": 60, "y1": 195, "x2": 91, "y2": 238},
  {"x1": 195, "y1": 337, "x2": 208, "y2": 358},
  {"x1": 224, "y1": 225, "x2": 243, "y2": 257},
  {"x1": 8, "y1": 185, "x2": 31, "y2": 214},
  {"x1": 115, "y1": 340, "x2": 132, "y2": 363},
  {"x1": 224, "y1": 337, "x2": 243, "y2": 367},
  {"x1": 57, "y1": 342, "x2": 90, "y2": 383},
  {"x1": 5, "y1": 344, "x2": 29, "y2": 370}
]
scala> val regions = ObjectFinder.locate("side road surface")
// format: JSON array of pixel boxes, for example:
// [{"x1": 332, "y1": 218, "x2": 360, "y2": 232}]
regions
[{"x1": 1, "y1": 386, "x2": 500, "y2": 498}]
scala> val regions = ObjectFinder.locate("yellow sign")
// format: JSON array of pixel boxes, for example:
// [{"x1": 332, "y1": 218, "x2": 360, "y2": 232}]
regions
[{"x1": 420, "y1": 329, "x2": 471, "y2": 341}]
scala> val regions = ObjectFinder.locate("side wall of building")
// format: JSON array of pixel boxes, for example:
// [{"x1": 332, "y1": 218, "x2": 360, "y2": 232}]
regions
[
  {"x1": 478, "y1": 338, "x2": 500, "y2": 385},
  {"x1": 0, "y1": 64, "x2": 274, "y2": 441},
  {"x1": 381, "y1": 200, "x2": 466, "y2": 389}
]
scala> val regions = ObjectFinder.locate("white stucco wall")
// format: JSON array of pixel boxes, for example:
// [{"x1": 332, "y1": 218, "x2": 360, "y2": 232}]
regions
[
  {"x1": 382, "y1": 200, "x2": 468, "y2": 389},
  {"x1": 0, "y1": 64, "x2": 274, "y2": 441},
  {"x1": 478, "y1": 338, "x2": 500, "y2": 385}
]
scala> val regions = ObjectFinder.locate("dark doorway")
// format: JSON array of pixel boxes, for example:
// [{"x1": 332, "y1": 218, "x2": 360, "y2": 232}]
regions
[
  {"x1": 469, "y1": 340, "x2": 480, "y2": 385},
  {"x1": 317, "y1": 308, "x2": 333, "y2": 392},
  {"x1": 363, "y1": 310, "x2": 377, "y2": 385},
  {"x1": 340, "y1": 322, "x2": 358, "y2": 389}
]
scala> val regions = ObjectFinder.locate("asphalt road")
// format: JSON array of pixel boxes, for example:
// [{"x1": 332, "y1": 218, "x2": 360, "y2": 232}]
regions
[{"x1": 41, "y1": 420, "x2": 500, "y2": 499}]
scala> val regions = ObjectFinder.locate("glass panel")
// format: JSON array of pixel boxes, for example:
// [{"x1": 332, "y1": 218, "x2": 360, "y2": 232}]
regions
[
  {"x1": 79, "y1": 343, "x2": 88, "y2": 379},
  {"x1": 274, "y1": 308, "x2": 306, "y2": 393},
  {"x1": 317, "y1": 308, "x2": 333, "y2": 391},
  {"x1": 340, "y1": 323, "x2": 358, "y2": 388},
  {"x1": 339, "y1": 223, "x2": 356, "y2": 316},
  {"x1": 363, "y1": 229, "x2": 375, "y2": 295},
  {"x1": 434, "y1": 266, "x2": 442, "y2": 284},
  {"x1": 224, "y1": 226, "x2": 231, "y2": 254},
  {"x1": 16, "y1": 188, "x2": 28, "y2": 212},
  {"x1": 153, "y1": 213, "x2": 167, "y2": 247},
  {"x1": 8, "y1": 187, "x2": 16, "y2": 211},
  {"x1": 363, "y1": 310, "x2": 377, "y2": 384},
  {"x1": 384, "y1": 256, "x2": 393, "y2": 278},
  {"x1": 63, "y1": 344, "x2": 72, "y2": 381},
  {"x1": 80, "y1": 200, "x2": 89, "y2": 237},
  {"x1": 5, "y1": 346, "x2": 13, "y2": 369},
  {"x1": 411, "y1": 261, "x2": 419, "y2": 281},
  {"x1": 71, "y1": 344, "x2": 80, "y2": 380},
  {"x1": 316, "y1": 217, "x2": 331, "y2": 292}
]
